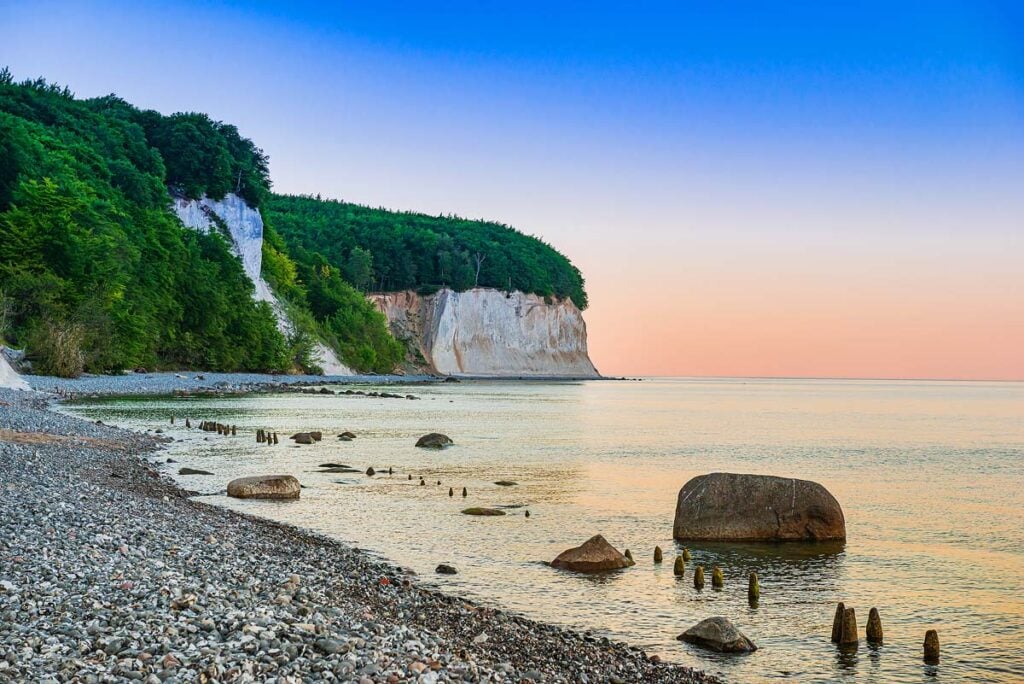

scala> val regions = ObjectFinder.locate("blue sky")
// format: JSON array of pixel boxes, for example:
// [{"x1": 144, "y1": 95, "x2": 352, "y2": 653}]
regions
[{"x1": 2, "y1": 1, "x2": 1022, "y2": 378}]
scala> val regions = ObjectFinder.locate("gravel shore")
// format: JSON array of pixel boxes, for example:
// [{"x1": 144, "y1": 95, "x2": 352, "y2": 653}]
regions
[{"x1": 0, "y1": 383, "x2": 714, "y2": 683}]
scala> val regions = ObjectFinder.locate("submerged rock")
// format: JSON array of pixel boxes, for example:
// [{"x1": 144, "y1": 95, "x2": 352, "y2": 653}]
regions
[
  {"x1": 416, "y1": 433, "x2": 453, "y2": 449},
  {"x1": 291, "y1": 433, "x2": 314, "y2": 445},
  {"x1": 678, "y1": 617, "x2": 757, "y2": 653},
  {"x1": 550, "y1": 534, "x2": 635, "y2": 573},
  {"x1": 178, "y1": 467, "x2": 213, "y2": 475},
  {"x1": 227, "y1": 475, "x2": 300, "y2": 500},
  {"x1": 435, "y1": 564, "x2": 458, "y2": 575},
  {"x1": 494, "y1": 480, "x2": 518, "y2": 486},
  {"x1": 461, "y1": 507, "x2": 506, "y2": 516},
  {"x1": 673, "y1": 472, "x2": 846, "y2": 542}
]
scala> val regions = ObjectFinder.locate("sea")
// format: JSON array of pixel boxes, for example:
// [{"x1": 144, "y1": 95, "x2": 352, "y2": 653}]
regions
[{"x1": 67, "y1": 378, "x2": 1024, "y2": 683}]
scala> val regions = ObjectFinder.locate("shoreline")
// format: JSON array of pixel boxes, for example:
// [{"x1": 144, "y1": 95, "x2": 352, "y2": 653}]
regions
[{"x1": 0, "y1": 378, "x2": 714, "y2": 683}]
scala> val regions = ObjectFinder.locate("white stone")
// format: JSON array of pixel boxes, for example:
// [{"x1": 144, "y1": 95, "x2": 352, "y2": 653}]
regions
[
  {"x1": 0, "y1": 353, "x2": 28, "y2": 390},
  {"x1": 369, "y1": 288, "x2": 599, "y2": 377}
]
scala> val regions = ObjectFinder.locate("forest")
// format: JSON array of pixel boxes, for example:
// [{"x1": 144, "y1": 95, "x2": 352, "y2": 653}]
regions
[
  {"x1": 0, "y1": 70, "x2": 586, "y2": 376},
  {"x1": 265, "y1": 195, "x2": 589, "y2": 309}
]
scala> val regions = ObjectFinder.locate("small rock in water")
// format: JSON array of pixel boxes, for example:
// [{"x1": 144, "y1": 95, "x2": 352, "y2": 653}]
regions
[
  {"x1": 435, "y1": 564, "x2": 458, "y2": 575},
  {"x1": 415, "y1": 433, "x2": 453, "y2": 449},
  {"x1": 461, "y1": 507, "x2": 506, "y2": 516},
  {"x1": 678, "y1": 617, "x2": 757, "y2": 653},
  {"x1": 494, "y1": 480, "x2": 518, "y2": 486},
  {"x1": 366, "y1": 467, "x2": 376, "y2": 476}
]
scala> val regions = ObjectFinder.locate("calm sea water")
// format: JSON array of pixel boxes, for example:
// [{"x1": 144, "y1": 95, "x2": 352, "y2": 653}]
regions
[{"x1": 69, "y1": 378, "x2": 1024, "y2": 683}]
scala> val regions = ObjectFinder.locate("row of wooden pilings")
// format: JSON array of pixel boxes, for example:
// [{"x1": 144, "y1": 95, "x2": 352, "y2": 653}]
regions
[
  {"x1": 832, "y1": 602, "x2": 940, "y2": 663},
  {"x1": 649, "y1": 542, "x2": 941, "y2": 664}
]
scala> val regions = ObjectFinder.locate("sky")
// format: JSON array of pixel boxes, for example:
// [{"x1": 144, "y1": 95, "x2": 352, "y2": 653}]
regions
[{"x1": 2, "y1": 1, "x2": 1022, "y2": 380}]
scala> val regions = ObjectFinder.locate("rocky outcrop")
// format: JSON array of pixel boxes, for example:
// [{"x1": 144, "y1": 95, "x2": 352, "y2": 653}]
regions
[
  {"x1": 369, "y1": 288, "x2": 598, "y2": 377},
  {"x1": 226, "y1": 475, "x2": 301, "y2": 500},
  {"x1": 550, "y1": 534, "x2": 635, "y2": 572},
  {"x1": 678, "y1": 617, "x2": 757, "y2": 653},
  {"x1": 673, "y1": 473, "x2": 846, "y2": 542},
  {"x1": 173, "y1": 194, "x2": 353, "y2": 375},
  {"x1": 0, "y1": 353, "x2": 28, "y2": 391}
]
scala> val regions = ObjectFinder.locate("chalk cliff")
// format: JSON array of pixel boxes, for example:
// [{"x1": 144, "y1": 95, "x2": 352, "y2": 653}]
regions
[
  {"x1": 0, "y1": 353, "x2": 28, "y2": 390},
  {"x1": 172, "y1": 194, "x2": 353, "y2": 375},
  {"x1": 369, "y1": 288, "x2": 599, "y2": 377}
]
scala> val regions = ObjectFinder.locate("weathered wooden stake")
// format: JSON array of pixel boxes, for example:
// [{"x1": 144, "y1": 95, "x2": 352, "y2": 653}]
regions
[
  {"x1": 923, "y1": 630, "x2": 940, "y2": 663},
  {"x1": 866, "y1": 608, "x2": 883, "y2": 644},
  {"x1": 682, "y1": 548, "x2": 691, "y2": 562},
  {"x1": 712, "y1": 567, "x2": 724, "y2": 589},
  {"x1": 624, "y1": 549, "x2": 633, "y2": 562},
  {"x1": 653, "y1": 546, "x2": 663, "y2": 564},
  {"x1": 673, "y1": 556, "x2": 685, "y2": 576},
  {"x1": 840, "y1": 607, "x2": 858, "y2": 645},
  {"x1": 748, "y1": 572, "x2": 760, "y2": 605},
  {"x1": 170, "y1": 416, "x2": 175, "y2": 424},
  {"x1": 449, "y1": 487, "x2": 454, "y2": 497},
  {"x1": 231, "y1": 425, "x2": 236, "y2": 436},
  {"x1": 273, "y1": 433, "x2": 278, "y2": 444},
  {"x1": 831, "y1": 602, "x2": 846, "y2": 643},
  {"x1": 462, "y1": 487, "x2": 467, "y2": 497},
  {"x1": 693, "y1": 565, "x2": 705, "y2": 589},
  {"x1": 185, "y1": 418, "x2": 190, "y2": 428}
]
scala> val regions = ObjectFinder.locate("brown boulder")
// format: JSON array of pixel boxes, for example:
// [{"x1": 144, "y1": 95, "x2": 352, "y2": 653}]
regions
[
  {"x1": 550, "y1": 534, "x2": 635, "y2": 573},
  {"x1": 227, "y1": 475, "x2": 300, "y2": 500},
  {"x1": 673, "y1": 473, "x2": 845, "y2": 542},
  {"x1": 416, "y1": 433, "x2": 453, "y2": 449},
  {"x1": 678, "y1": 617, "x2": 757, "y2": 653},
  {"x1": 291, "y1": 433, "x2": 314, "y2": 445}
]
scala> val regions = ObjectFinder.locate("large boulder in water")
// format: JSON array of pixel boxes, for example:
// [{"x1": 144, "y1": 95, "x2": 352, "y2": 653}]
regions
[
  {"x1": 227, "y1": 475, "x2": 300, "y2": 500},
  {"x1": 416, "y1": 433, "x2": 453, "y2": 449},
  {"x1": 678, "y1": 617, "x2": 757, "y2": 653},
  {"x1": 673, "y1": 473, "x2": 845, "y2": 542},
  {"x1": 550, "y1": 534, "x2": 635, "y2": 572}
]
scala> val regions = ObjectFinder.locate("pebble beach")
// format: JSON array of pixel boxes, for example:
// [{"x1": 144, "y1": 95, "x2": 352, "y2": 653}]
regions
[{"x1": 0, "y1": 381, "x2": 714, "y2": 683}]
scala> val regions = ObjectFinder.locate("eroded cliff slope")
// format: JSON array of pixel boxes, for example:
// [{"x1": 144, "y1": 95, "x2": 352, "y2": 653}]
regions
[
  {"x1": 370, "y1": 288, "x2": 599, "y2": 377},
  {"x1": 172, "y1": 194, "x2": 354, "y2": 375}
]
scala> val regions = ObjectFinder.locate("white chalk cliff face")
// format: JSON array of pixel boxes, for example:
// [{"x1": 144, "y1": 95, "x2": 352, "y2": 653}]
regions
[
  {"x1": 370, "y1": 288, "x2": 599, "y2": 377},
  {"x1": 172, "y1": 194, "x2": 353, "y2": 375},
  {"x1": 0, "y1": 354, "x2": 29, "y2": 390}
]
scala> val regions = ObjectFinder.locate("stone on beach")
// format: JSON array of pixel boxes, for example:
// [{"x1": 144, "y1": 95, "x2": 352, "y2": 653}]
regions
[
  {"x1": 416, "y1": 433, "x2": 453, "y2": 449},
  {"x1": 674, "y1": 472, "x2": 846, "y2": 542},
  {"x1": 227, "y1": 475, "x2": 301, "y2": 500},
  {"x1": 550, "y1": 534, "x2": 635, "y2": 573},
  {"x1": 678, "y1": 617, "x2": 757, "y2": 653}
]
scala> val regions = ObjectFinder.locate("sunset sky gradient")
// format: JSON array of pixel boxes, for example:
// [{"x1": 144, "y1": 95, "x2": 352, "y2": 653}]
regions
[{"x1": 3, "y1": 1, "x2": 1022, "y2": 379}]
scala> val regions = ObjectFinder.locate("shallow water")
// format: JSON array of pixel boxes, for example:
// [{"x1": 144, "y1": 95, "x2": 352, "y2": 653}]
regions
[{"x1": 69, "y1": 378, "x2": 1024, "y2": 682}]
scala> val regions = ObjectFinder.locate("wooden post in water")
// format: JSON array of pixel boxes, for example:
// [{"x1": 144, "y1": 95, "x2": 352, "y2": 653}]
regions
[
  {"x1": 185, "y1": 418, "x2": 190, "y2": 428},
  {"x1": 273, "y1": 432, "x2": 278, "y2": 444},
  {"x1": 624, "y1": 549, "x2": 633, "y2": 562},
  {"x1": 682, "y1": 548, "x2": 691, "y2": 562},
  {"x1": 170, "y1": 416, "x2": 175, "y2": 424},
  {"x1": 840, "y1": 607, "x2": 858, "y2": 645},
  {"x1": 866, "y1": 608, "x2": 883, "y2": 644},
  {"x1": 673, "y1": 556, "x2": 685, "y2": 576},
  {"x1": 693, "y1": 565, "x2": 705, "y2": 589},
  {"x1": 831, "y1": 602, "x2": 846, "y2": 643},
  {"x1": 748, "y1": 572, "x2": 759, "y2": 605},
  {"x1": 653, "y1": 546, "x2": 663, "y2": 564},
  {"x1": 924, "y1": 630, "x2": 940, "y2": 663},
  {"x1": 462, "y1": 487, "x2": 467, "y2": 497}
]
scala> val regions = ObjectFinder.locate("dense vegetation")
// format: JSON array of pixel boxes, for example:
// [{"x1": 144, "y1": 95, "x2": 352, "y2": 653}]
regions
[
  {"x1": 0, "y1": 70, "x2": 290, "y2": 375},
  {"x1": 265, "y1": 194, "x2": 589, "y2": 309},
  {"x1": 0, "y1": 70, "x2": 586, "y2": 377},
  {"x1": 0, "y1": 70, "x2": 399, "y2": 375}
]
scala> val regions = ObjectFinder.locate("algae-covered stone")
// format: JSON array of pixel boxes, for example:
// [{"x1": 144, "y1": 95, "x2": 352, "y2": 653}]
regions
[
  {"x1": 227, "y1": 475, "x2": 300, "y2": 500},
  {"x1": 678, "y1": 617, "x2": 757, "y2": 653},
  {"x1": 694, "y1": 565, "x2": 705, "y2": 589}
]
